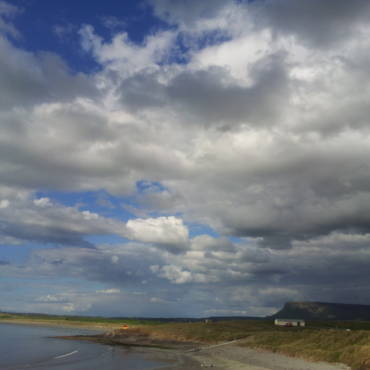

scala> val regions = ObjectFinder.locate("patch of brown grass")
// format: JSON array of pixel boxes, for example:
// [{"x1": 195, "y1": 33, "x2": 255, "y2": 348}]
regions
[
  {"x1": 241, "y1": 329, "x2": 370, "y2": 369},
  {"x1": 136, "y1": 320, "x2": 272, "y2": 344}
]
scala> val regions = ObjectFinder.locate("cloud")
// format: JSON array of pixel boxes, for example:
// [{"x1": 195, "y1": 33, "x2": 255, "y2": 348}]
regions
[
  {"x1": 0, "y1": 199, "x2": 9, "y2": 208},
  {"x1": 33, "y1": 197, "x2": 52, "y2": 208},
  {"x1": 53, "y1": 23, "x2": 77, "y2": 41},
  {"x1": 126, "y1": 216, "x2": 189, "y2": 252},
  {"x1": 0, "y1": 188, "x2": 128, "y2": 248},
  {"x1": 0, "y1": 1, "x2": 20, "y2": 38},
  {"x1": 147, "y1": 0, "x2": 246, "y2": 39},
  {"x1": 3, "y1": 230, "x2": 370, "y2": 315},
  {"x1": 0, "y1": 36, "x2": 96, "y2": 110},
  {"x1": 2, "y1": 0, "x2": 370, "y2": 315},
  {"x1": 79, "y1": 24, "x2": 175, "y2": 76},
  {"x1": 100, "y1": 16, "x2": 127, "y2": 31},
  {"x1": 0, "y1": 187, "x2": 193, "y2": 250},
  {"x1": 166, "y1": 58, "x2": 289, "y2": 127},
  {"x1": 257, "y1": 0, "x2": 370, "y2": 48},
  {"x1": 148, "y1": 0, "x2": 227, "y2": 27},
  {"x1": 96, "y1": 288, "x2": 121, "y2": 294}
]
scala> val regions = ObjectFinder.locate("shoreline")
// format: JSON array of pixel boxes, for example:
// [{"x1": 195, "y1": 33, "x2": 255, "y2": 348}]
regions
[
  {"x1": 57, "y1": 332, "x2": 350, "y2": 370},
  {"x1": 0, "y1": 320, "x2": 351, "y2": 369},
  {"x1": 0, "y1": 318, "x2": 114, "y2": 331}
]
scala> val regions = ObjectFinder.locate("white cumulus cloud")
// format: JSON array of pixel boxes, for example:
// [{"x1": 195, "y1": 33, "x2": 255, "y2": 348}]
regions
[{"x1": 126, "y1": 216, "x2": 189, "y2": 251}]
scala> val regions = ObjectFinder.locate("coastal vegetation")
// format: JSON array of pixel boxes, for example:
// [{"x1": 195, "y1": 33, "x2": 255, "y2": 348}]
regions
[
  {"x1": 0, "y1": 312, "x2": 162, "y2": 328},
  {"x1": 115, "y1": 321, "x2": 370, "y2": 369},
  {"x1": 3, "y1": 313, "x2": 370, "y2": 368}
]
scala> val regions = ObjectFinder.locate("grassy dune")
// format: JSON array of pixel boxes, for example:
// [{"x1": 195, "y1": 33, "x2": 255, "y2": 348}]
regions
[
  {"x1": 128, "y1": 321, "x2": 370, "y2": 369},
  {"x1": 242, "y1": 328, "x2": 370, "y2": 369},
  {"x1": 131, "y1": 320, "x2": 273, "y2": 343}
]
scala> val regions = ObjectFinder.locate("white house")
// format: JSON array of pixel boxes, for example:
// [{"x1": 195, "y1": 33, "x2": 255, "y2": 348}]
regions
[{"x1": 274, "y1": 319, "x2": 305, "y2": 327}]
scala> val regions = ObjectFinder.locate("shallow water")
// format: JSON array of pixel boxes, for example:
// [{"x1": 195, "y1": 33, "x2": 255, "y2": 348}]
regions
[{"x1": 0, "y1": 323, "x2": 166, "y2": 369}]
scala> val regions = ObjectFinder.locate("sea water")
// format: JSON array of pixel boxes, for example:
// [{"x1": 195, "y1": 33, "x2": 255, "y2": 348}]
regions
[{"x1": 0, "y1": 323, "x2": 166, "y2": 369}]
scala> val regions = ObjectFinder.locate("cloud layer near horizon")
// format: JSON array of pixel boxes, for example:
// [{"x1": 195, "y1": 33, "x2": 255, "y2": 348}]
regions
[{"x1": 1, "y1": 0, "x2": 370, "y2": 316}]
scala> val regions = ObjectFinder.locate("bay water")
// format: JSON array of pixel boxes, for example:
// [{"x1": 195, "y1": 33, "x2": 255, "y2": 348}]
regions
[{"x1": 0, "y1": 323, "x2": 167, "y2": 369}]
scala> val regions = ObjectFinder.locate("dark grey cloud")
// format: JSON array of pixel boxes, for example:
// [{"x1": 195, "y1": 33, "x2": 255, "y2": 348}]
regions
[
  {"x1": 0, "y1": 37, "x2": 97, "y2": 109},
  {"x1": 148, "y1": 232, "x2": 370, "y2": 311},
  {"x1": 257, "y1": 0, "x2": 370, "y2": 47},
  {"x1": 30, "y1": 247, "x2": 151, "y2": 284},
  {"x1": 167, "y1": 58, "x2": 289, "y2": 127},
  {"x1": 0, "y1": 192, "x2": 128, "y2": 250},
  {"x1": 0, "y1": 221, "x2": 94, "y2": 248},
  {"x1": 147, "y1": 0, "x2": 227, "y2": 28},
  {"x1": 119, "y1": 54, "x2": 289, "y2": 128},
  {"x1": 149, "y1": 0, "x2": 370, "y2": 49},
  {"x1": 3, "y1": 231, "x2": 370, "y2": 315}
]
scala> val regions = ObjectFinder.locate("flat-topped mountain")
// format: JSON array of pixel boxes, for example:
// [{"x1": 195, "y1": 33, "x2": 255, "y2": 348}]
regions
[{"x1": 272, "y1": 301, "x2": 370, "y2": 320}]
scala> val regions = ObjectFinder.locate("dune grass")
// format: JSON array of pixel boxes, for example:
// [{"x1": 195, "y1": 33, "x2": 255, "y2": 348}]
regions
[
  {"x1": 239, "y1": 328, "x2": 370, "y2": 369},
  {"x1": 135, "y1": 320, "x2": 272, "y2": 343},
  {"x1": 135, "y1": 320, "x2": 370, "y2": 369}
]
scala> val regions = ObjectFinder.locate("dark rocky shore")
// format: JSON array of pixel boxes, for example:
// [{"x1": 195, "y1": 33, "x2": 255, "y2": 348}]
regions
[
  {"x1": 57, "y1": 329, "x2": 206, "y2": 369},
  {"x1": 57, "y1": 328, "x2": 199, "y2": 350}
]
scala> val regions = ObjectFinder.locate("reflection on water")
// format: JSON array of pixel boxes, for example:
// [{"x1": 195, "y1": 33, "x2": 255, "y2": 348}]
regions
[{"x1": 0, "y1": 323, "x2": 165, "y2": 369}]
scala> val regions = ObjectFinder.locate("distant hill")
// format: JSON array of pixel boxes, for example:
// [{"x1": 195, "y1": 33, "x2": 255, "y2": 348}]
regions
[
  {"x1": 0, "y1": 311, "x2": 260, "y2": 323},
  {"x1": 271, "y1": 301, "x2": 370, "y2": 321}
]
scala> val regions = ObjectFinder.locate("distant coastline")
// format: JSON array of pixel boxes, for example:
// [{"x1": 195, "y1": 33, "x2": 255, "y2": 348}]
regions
[{"x1": 0, "y1": 317, "x2": 116, "y2": 331}]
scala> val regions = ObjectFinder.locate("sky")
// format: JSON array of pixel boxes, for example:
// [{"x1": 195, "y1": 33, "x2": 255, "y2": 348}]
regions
[{"x1": 1, "y1": 0, "x2": 370, "y2": 317}]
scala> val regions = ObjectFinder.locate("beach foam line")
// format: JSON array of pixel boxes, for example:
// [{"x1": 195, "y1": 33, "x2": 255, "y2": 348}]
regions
[{"x1": 54, "y1": 350, "x2": 79, "y2": 359}]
